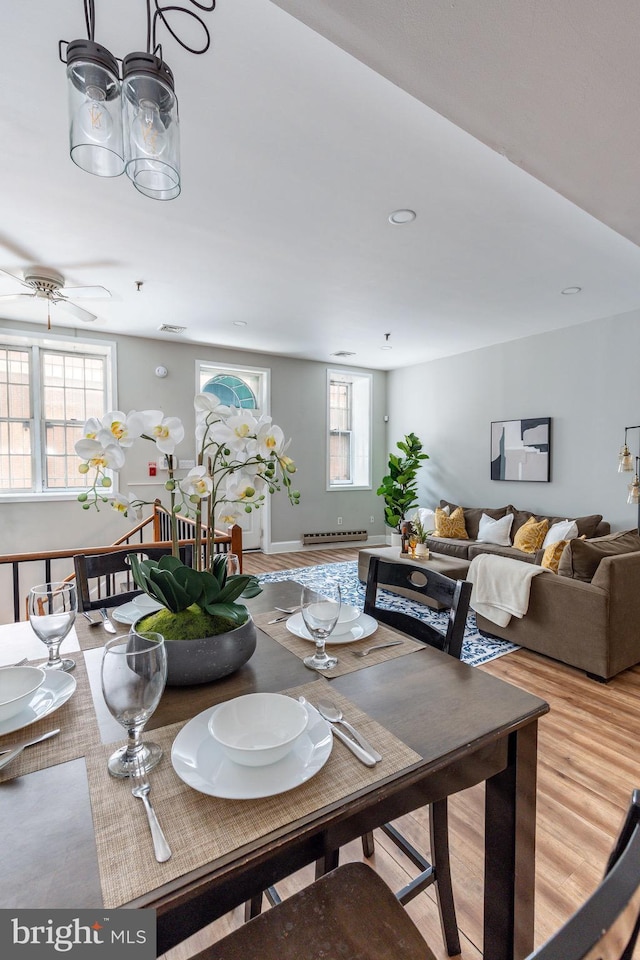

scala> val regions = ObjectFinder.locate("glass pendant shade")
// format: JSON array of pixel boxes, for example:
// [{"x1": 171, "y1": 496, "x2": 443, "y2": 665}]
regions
[
  {"x1": 618, "y1": 443, "x2": 634, "y2": 472},
  {"x1": 122, "y1": 53, "x2": 180, "y2": 199},
  {"x1": 627, "y1": 477, "x2": 640, "y2": 505},
  {"x1": 66, "y1": 39, "x2": 124, "y2": 177}
]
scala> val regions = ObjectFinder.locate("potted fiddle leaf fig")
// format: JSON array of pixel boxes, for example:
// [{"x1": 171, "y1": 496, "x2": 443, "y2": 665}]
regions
[
  {"x1": 377, "y1": 433, "x2": 429, "y2": 533},
  {"x1": 129, "y1": 553, "x2": 263, "y2": 686}
]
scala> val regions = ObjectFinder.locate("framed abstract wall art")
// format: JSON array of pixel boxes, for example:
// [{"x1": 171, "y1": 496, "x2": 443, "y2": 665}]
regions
[{"x1": 491, "y1": 418, "x2": 551, "y2": 482}]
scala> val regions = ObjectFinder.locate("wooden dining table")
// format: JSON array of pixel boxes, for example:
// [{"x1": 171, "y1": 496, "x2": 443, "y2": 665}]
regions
[{"x1": 0, "y1": 580, "x2": 549, "y2": 960}]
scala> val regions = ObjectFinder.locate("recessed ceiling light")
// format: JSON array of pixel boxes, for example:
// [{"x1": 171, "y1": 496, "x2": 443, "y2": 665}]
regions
[
  {"x1": 389, "y1": 209, "x2": 416, "y2": 225},
  {"x1": 561, "y1": 286, "x2": 582, "y2": 295},
  {"x1": 380, "y1": 345, "x2": 393, "y2": 351},
  {"x1": 233, "y1": 320, "x2": 247, "y2": 327}
]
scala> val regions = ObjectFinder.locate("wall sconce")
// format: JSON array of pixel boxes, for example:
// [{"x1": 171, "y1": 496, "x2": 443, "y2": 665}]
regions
[{"x1": 60, "y1": 1, "x2": 215, "y2": 200}]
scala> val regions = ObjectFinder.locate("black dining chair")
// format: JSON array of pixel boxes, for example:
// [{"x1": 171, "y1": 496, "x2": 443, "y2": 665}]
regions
[
  {"x1": 74, "y1": 544, "x2": 193, "y2": 612},
  {"x1": 359, "y1": 556, "x2": 473, "y2": 955},
  {"x1": 180, "y1": 790, "x2": 640, "y2": 960}
]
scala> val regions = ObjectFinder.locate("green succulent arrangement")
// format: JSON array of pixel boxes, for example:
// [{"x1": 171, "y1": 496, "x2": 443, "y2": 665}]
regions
[{"x1": 129, "y1": 554, "x2": 262, "y2": 642}]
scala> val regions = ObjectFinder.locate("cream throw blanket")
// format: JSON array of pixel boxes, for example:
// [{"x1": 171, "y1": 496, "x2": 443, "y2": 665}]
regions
[{"x1": 467, "y1": 554, "x2": 545, "y2": 627}]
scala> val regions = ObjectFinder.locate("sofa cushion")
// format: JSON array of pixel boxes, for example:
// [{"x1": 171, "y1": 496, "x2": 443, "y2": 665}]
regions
[
  {"x1": 425, "y1": 536, "x2": 471, "y2": 560},
  {"x1": 508, "y1": 506, "x2": 603, "y2": 540},
  {"x1": 557, "y1": 529, "x2": 640, "y2": 582},
  {"x1": 439, "y1": 500, "x2": 510, "y2": 539},
  {"x1": 541, "y1": 539, "x2": 570, "y2": 573},
  {"x1": 513, "y1": 516, "x2": 549, "y2": 553},
  {"x1": 542, "y1": 519, "x2": 578, "y2": 548},
  {"x1": 476, "y1": 512, "x2": 514, "y2": 546},
  {"x1": 467, "y1": 541, "x2": 537, "y2": 563},
  {"x1": 435, "y1": 506, "x2": 468, "y2": 539},
  {"x1": 573, "y1": 514, "x2": 604, "y2": 538}
]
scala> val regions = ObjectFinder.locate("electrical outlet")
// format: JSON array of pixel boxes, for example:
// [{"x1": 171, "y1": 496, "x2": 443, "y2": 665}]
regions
[
  {"x1": 370, "y1": 515, "x2": 375, "y2": 523},
  {"x1": 337, "y1": 517, "x2": 343, "y2": 525}
]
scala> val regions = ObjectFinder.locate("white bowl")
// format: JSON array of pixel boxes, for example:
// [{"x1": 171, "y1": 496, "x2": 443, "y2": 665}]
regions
[
  {"x1": 208, "y1": 693, "x2": 309, "y2": 767},
  {"x1": 0, "y1": 665, "x2": 46, "y2": 722},
  {"x1": 331, "y1": 604, "x2": 361, "y2": 635}
]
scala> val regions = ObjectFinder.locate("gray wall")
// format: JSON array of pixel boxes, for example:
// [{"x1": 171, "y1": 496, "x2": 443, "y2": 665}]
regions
[
  {"x1": 386, "y1": 309, "x2": 640, "y2": 532},
  {"x1": 0, "y1": 319, "x2": 388, "y2": 563}
]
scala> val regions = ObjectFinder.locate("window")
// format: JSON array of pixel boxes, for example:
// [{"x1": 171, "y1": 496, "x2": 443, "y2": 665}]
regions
[
  {"x1": 327, "y1": 369, "x2": 371, "y2": 489},
  {"x1": 0, "y1": 333, "x2": 113, "y2": 498}
]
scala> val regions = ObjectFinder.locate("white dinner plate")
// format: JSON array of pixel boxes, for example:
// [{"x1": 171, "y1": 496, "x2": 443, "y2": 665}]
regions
[
  {"x1": 171, "y1": 700, "x2": 333, "y2": 799},
  {"x1": 0, "y1": 670, "x2": 76, "y2": 737},
  {"x1": 112, "y1": 596, "x2": 163, "y2": 625},
  {"x1": 285, "y1": 611, "x2": 378, "y2": 645}
]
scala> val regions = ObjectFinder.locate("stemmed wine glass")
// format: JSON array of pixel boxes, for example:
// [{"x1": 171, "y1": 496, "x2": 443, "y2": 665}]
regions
[
  {"x1": 28, "y1": 581, "x2": 77, "y2": 672},
  {"x1": 100, "y1": 628, "x2": 167, "y2": 778},
  {"x1": 301, "y1": 584, "x2": 342, "y2": 671}
]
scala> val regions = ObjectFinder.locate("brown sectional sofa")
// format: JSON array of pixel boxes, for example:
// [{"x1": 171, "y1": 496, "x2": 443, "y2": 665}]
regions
[{"x1": 386, "y1": 501, "x2": 640, "y2": 681}]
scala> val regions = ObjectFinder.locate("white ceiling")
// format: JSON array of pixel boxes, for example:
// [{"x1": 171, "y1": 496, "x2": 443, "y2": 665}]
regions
[{"x1": 3, "y1": 0, "x2": 640, "y2": 370}]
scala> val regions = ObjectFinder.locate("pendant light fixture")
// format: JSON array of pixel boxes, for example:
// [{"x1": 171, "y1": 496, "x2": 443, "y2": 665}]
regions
[{"x1": 60, "y1": 1, "x2": 215, "y2": 200}]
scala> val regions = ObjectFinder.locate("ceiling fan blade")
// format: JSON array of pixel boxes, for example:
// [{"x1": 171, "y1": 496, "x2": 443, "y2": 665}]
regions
[
  {"x1": 52, "y1": 297, "x2": 97, "y2": 323},
  {"x1": 63, "y1": 285, "x2": 111, "y2": 299},
  {"x1": 0, "y1": 292, "x2": 36, "y2": 302},
  {"x1": 0, "y1": 267, "x2": 30, "y2": 289}
]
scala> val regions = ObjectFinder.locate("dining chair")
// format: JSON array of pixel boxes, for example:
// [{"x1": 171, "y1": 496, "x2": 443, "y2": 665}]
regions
[
  {"x1": 74, "y1": 544, "x2": 193, "y2": 612},
  {"x1": 182, "y1": 790, "x2": 640, "y2": 960},
  {"x1": 360, "y1": 556, "x2": 473, "y2": 955}
]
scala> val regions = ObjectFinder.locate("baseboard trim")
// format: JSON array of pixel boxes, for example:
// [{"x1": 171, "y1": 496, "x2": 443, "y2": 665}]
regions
[{"x1": 266, "y1": 535, "x2": 387, "y2": 555}]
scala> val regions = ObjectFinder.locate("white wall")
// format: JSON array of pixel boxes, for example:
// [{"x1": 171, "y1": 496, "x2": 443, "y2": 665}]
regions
[
  {"x1": 0, "y1": 320, "x2": 388, "y2": 619},
  {"x1": 386, "y1": 309, "x2": 640, "y2": 532}
]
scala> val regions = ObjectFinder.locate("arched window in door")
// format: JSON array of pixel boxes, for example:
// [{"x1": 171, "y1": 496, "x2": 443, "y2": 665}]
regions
[{"x1": 202, "y1": 374, "x2": 257, "y2": 409}]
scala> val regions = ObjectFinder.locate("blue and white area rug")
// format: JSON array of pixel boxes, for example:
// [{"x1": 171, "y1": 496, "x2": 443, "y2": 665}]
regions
[{"x1": 257, "y1": 561, "x2": 519, "y2": 668}]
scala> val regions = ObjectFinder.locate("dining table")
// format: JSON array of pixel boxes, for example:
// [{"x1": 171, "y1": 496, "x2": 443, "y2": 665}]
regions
[{"x1": 0, "y1": 580, "x2": 549, "y2": 960}]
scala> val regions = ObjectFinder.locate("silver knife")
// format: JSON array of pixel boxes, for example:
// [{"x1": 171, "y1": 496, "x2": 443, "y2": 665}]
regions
[
  {"x1": 0, "y1": 728, "x2": 61, "y2": 754},
  {"x1": 100, "y1": 608, "x2": 117, "y2": 633},
  {"x1": 333, "y1": 718, "x2": 382, "y2": 763},
  {"x1": 326, "y1": 722, "x2": 376, "y2": 767},
  {"x1": 0, "y1": 728, "x2": 60, "y2": 770}
]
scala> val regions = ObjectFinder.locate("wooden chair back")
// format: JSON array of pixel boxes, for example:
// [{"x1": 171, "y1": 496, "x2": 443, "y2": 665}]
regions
[
  {"x1": 74, "y1": 544, "x2": 193, "y2": 612},
  {"x1": 526, "y1": 789, "x2": 640, "y2": 959},
  {"x1": 363, "y1": 556, "x2": 472, "y2": 659}
]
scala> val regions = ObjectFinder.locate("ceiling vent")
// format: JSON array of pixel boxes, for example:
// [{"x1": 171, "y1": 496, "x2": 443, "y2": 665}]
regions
[
  {"x1": 158, "y1": 324, "x2": 186, "y2": 334},
  {"x1": 331, "y1": 350, "x2": 356, "y2": 357}
]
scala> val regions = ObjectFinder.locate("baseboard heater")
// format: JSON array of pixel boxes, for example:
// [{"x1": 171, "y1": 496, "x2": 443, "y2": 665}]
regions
[{"x1": 302, "y1": 530, "x2": 368, "y2": 545}]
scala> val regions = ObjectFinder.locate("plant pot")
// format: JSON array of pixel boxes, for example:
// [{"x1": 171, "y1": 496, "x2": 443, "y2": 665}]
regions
[
  {"x1": 135, "y1": 614, "x2": 257, "y2": 686},
  {"x1": 414, "y1": 544, "x2": 429, "y2": 559},
  {"x1": 390, "y1": 532, "x2": 403, "y2": 547}
]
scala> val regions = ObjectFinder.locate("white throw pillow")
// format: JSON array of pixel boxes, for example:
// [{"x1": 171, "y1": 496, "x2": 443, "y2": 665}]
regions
[
  {"x1": 476, "y1": 512, "x2": 514, "y2": 546},
  {"x1": 412, "y1": 505, "x2": 448, "y2": 532},
  {"x1": 542, "y1": 519, "x2": 578, "y2": 549}
]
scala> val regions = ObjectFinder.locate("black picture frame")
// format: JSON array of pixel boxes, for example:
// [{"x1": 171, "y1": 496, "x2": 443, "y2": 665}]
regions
[{"x1": 491, "y1": 418, "x2": 551, "y2": 482}]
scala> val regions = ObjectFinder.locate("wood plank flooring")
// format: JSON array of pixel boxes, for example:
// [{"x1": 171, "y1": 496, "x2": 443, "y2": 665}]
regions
[{"x1": 163, "y1": 547, "x2": 640, "y2": 959}]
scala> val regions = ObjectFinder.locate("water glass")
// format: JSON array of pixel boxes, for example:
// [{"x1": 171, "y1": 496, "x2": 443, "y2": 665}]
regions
[
  {"x1": 101, "y1": 629, "x2": 167, "y2": 778},
  {"x1": 226, "y1": 553, "x2": 241, "y2": 577},
  {"x1": 28, "y1": 581, "x2": 77, "y2": 672},
  {"x1": 301, "y1": 584, "x2": 341, "y2": 671}
]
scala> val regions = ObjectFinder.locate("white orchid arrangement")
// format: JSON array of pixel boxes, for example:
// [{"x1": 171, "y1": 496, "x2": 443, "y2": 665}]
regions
[{"x1": 75, "y1": 394, "x2": 300, "y2": 571}]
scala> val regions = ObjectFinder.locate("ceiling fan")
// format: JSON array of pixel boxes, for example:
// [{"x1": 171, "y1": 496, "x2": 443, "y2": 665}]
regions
[{"x1": 0, "y1": 265, "x2": 111, "y2": 327}]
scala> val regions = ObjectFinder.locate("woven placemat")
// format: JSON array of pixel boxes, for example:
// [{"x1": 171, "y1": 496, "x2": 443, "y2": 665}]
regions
[
  {"x1": 85, "y1": 678, "x2": 421, "y2": 908},
  {"x1": 76, "y1": 617, "x2": 117, "y2": 651},
  {"x1": 0, "y1": 653, "x2": 101, "y2": 783},
  {"x1": 254, "y1": 611, "x2": 425, "y2": 676}
]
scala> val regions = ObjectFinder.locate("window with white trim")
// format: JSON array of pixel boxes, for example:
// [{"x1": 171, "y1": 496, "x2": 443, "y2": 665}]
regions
[
  {"x1": 0, "y1": 334, "x2": 113, "y2": 497},
  {"x1": 327, "y1": 369, "x2": 371, "y2": 489}
]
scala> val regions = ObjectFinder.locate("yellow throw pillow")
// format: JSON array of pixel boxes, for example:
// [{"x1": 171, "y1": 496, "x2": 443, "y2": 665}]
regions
[
  {"x1": 513, "y1": 516, "x2": 549, "y2": 554},
  {"x1": 435, "y1": 505, "x2": 468, "y2": 540},
  {"x1": 541, "y1": 539, "x2": 568, "y2": 573}
]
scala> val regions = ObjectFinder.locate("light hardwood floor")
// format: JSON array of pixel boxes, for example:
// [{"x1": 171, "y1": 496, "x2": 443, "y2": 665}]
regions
[{"x1": 163, "y1": 547, "x2": 640, "y2": 959}]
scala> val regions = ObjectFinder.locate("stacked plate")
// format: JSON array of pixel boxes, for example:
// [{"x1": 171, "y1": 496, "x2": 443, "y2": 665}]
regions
[
  {"x1": 112, "y1": 594, "x2": 163, "y2": 625},
  {"x1": 286, "y1": 605, "x2": 378, "y2": 645},
  {"x1": 0, "y1": 665, "x2": 76, "y2": 737}
]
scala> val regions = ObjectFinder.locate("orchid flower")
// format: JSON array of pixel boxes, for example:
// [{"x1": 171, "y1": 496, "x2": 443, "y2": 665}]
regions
[{"x1": 141, "y1": 410, "x2": 185, "y2": 455}]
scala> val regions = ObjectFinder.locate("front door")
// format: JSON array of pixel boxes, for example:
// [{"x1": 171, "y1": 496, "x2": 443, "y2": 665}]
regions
[{"x1": 198, "y1": 361, "x2": 270, "y2": 551}]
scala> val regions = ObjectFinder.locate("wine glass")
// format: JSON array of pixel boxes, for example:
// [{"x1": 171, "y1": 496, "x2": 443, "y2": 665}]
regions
[
  {"x1": 28, "y1": 581, "x2": 77, "y2": 672},
  {"x1": 301, "y1": 584, "x2": 341, "y2": 671},
  {"x1": 100, "y1": 628, "x2": 167, "y2": 778}
]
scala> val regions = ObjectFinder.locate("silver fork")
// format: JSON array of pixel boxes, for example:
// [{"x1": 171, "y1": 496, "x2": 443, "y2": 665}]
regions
[
  {"x1": 353, "y1": 640, "x2": 404, "y2": 658},
  {"x1": 131, "y1": 762, "x2": 172, "y2": 862}
]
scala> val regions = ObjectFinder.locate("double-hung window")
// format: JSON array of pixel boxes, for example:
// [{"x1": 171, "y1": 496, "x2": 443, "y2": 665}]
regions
[
  {"x1": 0, "y1": 333, "x2": 114, "y2": 499},
  {"x1": 327, "y1": 369, "x2": 371, "y2": 489}
]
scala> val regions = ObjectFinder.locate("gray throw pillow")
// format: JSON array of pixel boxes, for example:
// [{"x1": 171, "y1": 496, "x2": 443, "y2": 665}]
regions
[{"x1": 557, "y1": 529, "x2": 640, "y2": 582}]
